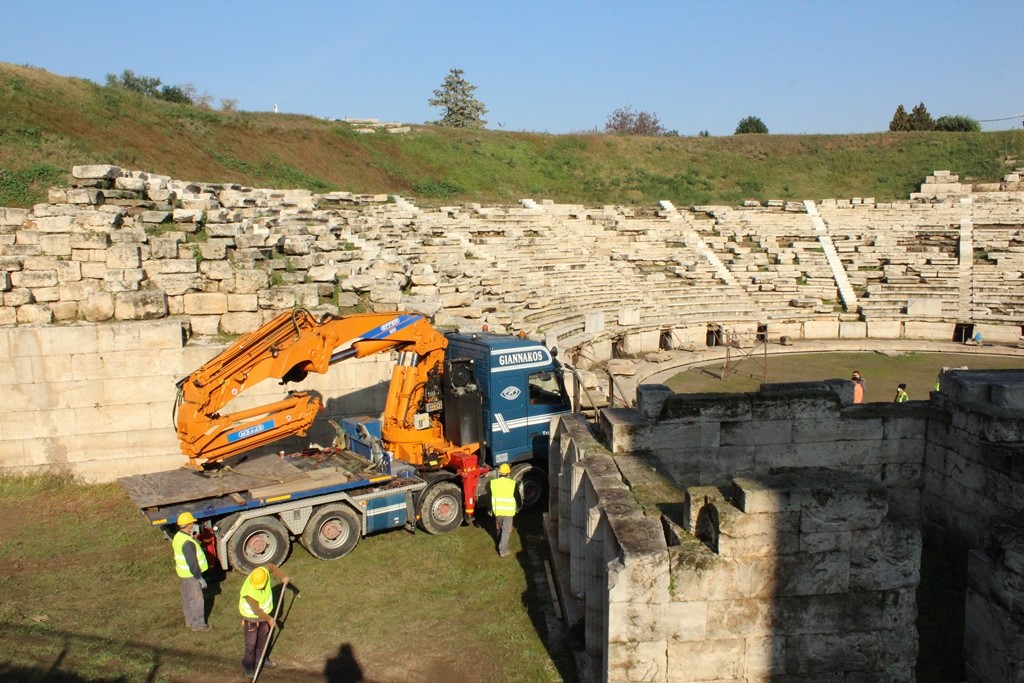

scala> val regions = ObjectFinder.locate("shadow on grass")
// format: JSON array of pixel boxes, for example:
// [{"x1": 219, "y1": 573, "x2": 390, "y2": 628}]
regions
[{"x1": 514, "y1": 513, "x2": 579, "y2": 683}]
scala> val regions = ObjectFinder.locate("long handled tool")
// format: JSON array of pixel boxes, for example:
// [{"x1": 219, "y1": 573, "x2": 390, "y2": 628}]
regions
[{"x1": 252, "y1": 580, "x2": 288, "y2": 683}]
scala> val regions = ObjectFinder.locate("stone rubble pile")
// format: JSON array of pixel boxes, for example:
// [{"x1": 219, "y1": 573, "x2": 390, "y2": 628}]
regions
[{"x1": 1, "y1": 165, "x2": 1022, "y2": 349}]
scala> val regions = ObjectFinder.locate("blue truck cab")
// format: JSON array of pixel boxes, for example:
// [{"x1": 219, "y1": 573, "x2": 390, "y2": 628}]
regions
[{"x1": 443, "y1": 331, "x2": 572, "y2": 510}]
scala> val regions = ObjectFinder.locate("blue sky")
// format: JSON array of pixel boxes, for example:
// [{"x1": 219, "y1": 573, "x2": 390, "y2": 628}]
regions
[{"x1": 3, "y1": 1, "x2": 1021, "y2": 135}]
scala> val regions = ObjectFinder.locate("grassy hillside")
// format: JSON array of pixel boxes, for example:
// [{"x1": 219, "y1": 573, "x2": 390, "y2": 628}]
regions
[{"x1": 2, "y1": 62, "x2": 1023, "y2": 208}]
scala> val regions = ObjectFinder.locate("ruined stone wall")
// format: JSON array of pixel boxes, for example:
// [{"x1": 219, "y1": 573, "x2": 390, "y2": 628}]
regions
[
  {"x1": 551, "y1": 371, "x2": 1024, "y2": 683},
  {"x1": 549, "y1": 416, "x2": 920, "y2": 682},
  {"x1": 603, "y1": 381, "x2": 927, "y2": 521},
  {"x1": 0, "y1": 318, "x2": 393, "y2": 481}
]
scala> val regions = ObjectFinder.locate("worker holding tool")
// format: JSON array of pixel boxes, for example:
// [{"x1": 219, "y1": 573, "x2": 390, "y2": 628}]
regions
[
  {"x1": 239, "y1": 563, "x2": 289, "y2": 679},
  {"x1": 490, "y1": 463, "x2": 518, "y2": 557},
  {"x1": 172, "y1": 512, "x2": 212, "y2": 632}
]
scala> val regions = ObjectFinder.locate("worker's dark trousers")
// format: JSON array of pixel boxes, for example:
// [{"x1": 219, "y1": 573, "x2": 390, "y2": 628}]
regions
[
  {"x1": 242, "y1": 619, "x2": 270, "y2": 673},
  {"x1": 179, "y1": 577, "x2": 205, "y2": 629}
]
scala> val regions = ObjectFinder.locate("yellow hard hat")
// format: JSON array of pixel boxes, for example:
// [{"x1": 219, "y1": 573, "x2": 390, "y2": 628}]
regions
[
  {"x1": 250, "y1": 567, "x2": 269, "y2": 589},
  {"x1": 177, "y1": 512, "x2": 196, "y2": 526},
  {"x1": 497, "y1": 463, "x2": 511, "y2": 475}
]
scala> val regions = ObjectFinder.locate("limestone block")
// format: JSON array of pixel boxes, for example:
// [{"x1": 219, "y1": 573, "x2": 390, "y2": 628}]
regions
[
  {"x1": 227, "y1": 293, "x2": 258, "y2": 312},
  {"x1": 200, "y1": 260, "x2": 234, "y2": 281},
  {"x1": 81, "y1": 292, "x2": 114, "y2": 322},
  {"x1": 190, "y1": 315, "x2": 221, "y2": 336},
  {"x1": 803, "y1": 319, "x2": 839, "y2": 339},
  {"x1": 39, "y1": 234, "x2": 72, "y2": 257},
  {"x1": 706, "y1": 597, "x2": 773, "y2": 638},
  {"x1": 28, "y1": 215, "x2": 73, "y2": 233},
  {"x1": 619, "y1": 330, "x2": 660, "y2": 356},
  {"x1": 258, "y1": 288, "x2": 296, "y2": 310},
  {"x1": 866, "y1": 320, "x2": 902, "y2": 339},
  {"x1": 183, "y1": 292, "x2": 228, "y2": 315},
  {"x1": 0, "y1": 306, "x2": 15, "y2": 325},
  {"x1": 0, "y1": 271, "x2": 10, "y2": 292},
  {"x1": 32, "y1": 286, "x2": 60, "y2": 303},
  {"x1": 147, "y1": 237, "x2": 182, "y2": 260},
  {"x1": 74, "y1": 210, "x2": 122, "y2": 232},
  {"x1": 785, "y1": 631, "x2": 879, "y2": 675},
  {"x1": 106, "y1": 244, "x2": 141, "y2": 269},
  {"x1": 838, "y1": 321, "x2": 867, "y2": 339},
  {"x1": 791, "y1": 415, "x2": 883, "y2": 443},
  {"x1": 5, "y1": 289, "x2": 33, "y2": 307},
  {"x1": 139, "y1": 210, "x2": 171, "y2": 225},
  {"x1": 62, "y1": 276, "x2": 105, "y2": 301},
  {"x1": 721, "y1": 419, "x2": 792, "y2": 447},
  {"x1": 55, "y1": 260, "x2": 82, "y2": 283},
  {"x1": 113, "y1": 291, "x2": 167, "y2": 321},
  {"x1": 732, "y1": 476, "x2": 803, "y2": 513},
  {"x1": 16, "y1": 305, "x2": 54, "y2": 324},
  {"x1": 798, "y1": 482, "x2": 888, "y2": 534},
  {"x1": 115, "y1": 176, "x2": 146, "y2": 192},
  {"x1": 66, "y1": 189, "x2": 105, "y2": 205},
  {"x1": 147, "y1": 273, "x2": 203, "y2": 296},
  {"x1": 903, "y1": 321, "x2": 953, "y2": 339},
  {"x1": 11, "y1": 269, "x2": 58, "y2": 288},
  {"x1": 194, "y1": 241, "x2": 227, "y2": 261},
  {"x1": 608, "y1": 600, "x2": 707, "y2": 643},
  {"x1": 849, "y1": 522, "x2": 921, "y2": 590},
  {"x1": 665, "y1": 637, "x2": 743, "y2": 681},
  {"x1": 607, "y1": 640, "x2": 667, "y2": 683},
  {"x1": 234, "y1": 269, "x2": 270, "y2": 294},
  {"x1": 72, "y1": 164, "x2": 121, "y2": 179},
  {"x1": 219, "y1": 311, "x2": 264, "y2": 335},
  {"x1": 307, "y1": 264, "x2": 340, "y2": 282}
]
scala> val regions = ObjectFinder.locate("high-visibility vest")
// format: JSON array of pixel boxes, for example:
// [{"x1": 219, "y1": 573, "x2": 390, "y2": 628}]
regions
[
  {"x1": 896, "y1": 390, "x2": 909, "y2": 403},
  {"x1": 172, "y1": 530, "x2": 208, "y2": 578},
  {"x1": 239, "y1": 573, "x2": 273, "y2": 619},
  {"x1": 490, "y1": 476, "x2": 517, "y2": 517},
  {"x1": 853, "y1": 382, "x2": 864, "y2": 403}
]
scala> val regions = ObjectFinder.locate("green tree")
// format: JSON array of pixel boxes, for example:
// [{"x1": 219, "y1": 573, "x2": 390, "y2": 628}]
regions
[
  {"x1": 935, "y1": 115, "x2": 981, "y2": 132},
  {"x1": 909, "y1": 102, "x2": 934, "y2": 131},
  {"x1": 105, "y1": 69, "x2": 161, "y2": 97},
  {"x1": 734, "y1": 116, "x2": 768, "y2": 134},
  {"x1": 889, "y1": 104, "x2": 912, "y2": 131},
  {"x1": 428, "y1": 68, "x2": 487, "y2": 128},
  {"x1": 604, "y1": 106, "x2": 666, "y2": 136}
]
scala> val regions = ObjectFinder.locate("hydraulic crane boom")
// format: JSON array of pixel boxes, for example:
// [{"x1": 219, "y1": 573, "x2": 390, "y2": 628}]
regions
[{"x1": 174, "y1": 308, "x2": 462, "y2": 470}]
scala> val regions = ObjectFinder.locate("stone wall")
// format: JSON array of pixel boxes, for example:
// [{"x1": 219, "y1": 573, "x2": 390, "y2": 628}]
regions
[
  {"x1": 549, "y1": 370, "x2": 1024, "y2": 683},
  {"x1": 0, "y1": 318, "x2": 393, "y2": 481},
  {"x1": 2, "y1": 166, "x2": 1023, "y2": 357}
]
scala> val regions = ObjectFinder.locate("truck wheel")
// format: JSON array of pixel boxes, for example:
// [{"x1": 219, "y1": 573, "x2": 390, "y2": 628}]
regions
[
  {"x1": 227, "y1": 517, "x2": 291, "y2": 573},
  {"x1": 300, "y1": 504, "x2": 361, "y2": 560},
  {"x1": 417, "y1": 482, "x2": 463, "y2": 535},
  {"x1": 512, "y1": 462, "x2": 549, "y2": 513}
]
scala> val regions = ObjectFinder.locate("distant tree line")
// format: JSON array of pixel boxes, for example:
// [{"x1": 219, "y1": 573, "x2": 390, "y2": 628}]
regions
[
  {"x1": 889, "y1": 102, "x2": 980, "y2": 132},
  {"x1": 104, "y1": 69, "x2": 237, "y2": 111}
]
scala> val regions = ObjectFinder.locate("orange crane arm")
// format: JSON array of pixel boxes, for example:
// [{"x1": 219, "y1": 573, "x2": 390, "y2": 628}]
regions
[{"x1": 174, "y1": 308, "x2": 449, "y2": 469}]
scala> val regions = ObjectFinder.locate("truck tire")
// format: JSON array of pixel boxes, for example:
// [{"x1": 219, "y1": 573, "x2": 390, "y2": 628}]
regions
[
  {"x1": 300, "y1": 504, "x2": 361, "y2": 560},
  {"x1": 511, "y1": 462, "x2": 549, "y2": 513},
  {"x1": 417, "y1": 481, "x2": 463, "y2": 535},
  {"x1": 227, "y1": 517, "x2": 291, "y2": 573}
]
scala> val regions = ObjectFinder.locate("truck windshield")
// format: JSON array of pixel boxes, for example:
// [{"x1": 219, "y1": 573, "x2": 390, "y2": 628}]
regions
[{"x1": 528, "y1": 371, "x2": 565, "y2": 406}]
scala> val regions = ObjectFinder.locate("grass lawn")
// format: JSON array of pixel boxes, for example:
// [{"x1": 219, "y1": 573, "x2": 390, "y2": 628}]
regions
[
  {"x1": 663, "y1": 350, "x2": 1023, "y2": 402},
  {"x1": 0, "y1": 476, "x2": 575, "y2": 683}
]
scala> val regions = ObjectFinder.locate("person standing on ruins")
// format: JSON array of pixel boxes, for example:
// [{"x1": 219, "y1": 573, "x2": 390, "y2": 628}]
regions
[
  {"x1": 851, "y1": 371, "x2": 866, "y2": 403},
  {"x1": 894, "y1": 383, "x2": 909, "y2": 403}
]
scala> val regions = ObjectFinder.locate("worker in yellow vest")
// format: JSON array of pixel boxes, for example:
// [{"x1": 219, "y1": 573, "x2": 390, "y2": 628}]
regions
[
  {"x1": 489, "y1": 463, "x2": 518, "y2": 557},
  {"x1": 172, "y1": 512, "x2": 211, "y2": 632},
  {"x1": 239, "y1": 563, "x2": 289, "y2": 678}
]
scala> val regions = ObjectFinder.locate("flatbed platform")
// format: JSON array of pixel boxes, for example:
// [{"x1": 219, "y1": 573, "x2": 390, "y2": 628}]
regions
[{"x1": 119, "y1": 447, "x2": 398, "y2": 525}]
